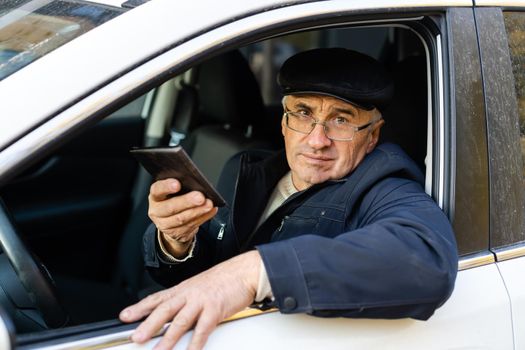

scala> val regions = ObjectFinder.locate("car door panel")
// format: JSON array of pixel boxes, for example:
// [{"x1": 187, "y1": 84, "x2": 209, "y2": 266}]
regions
[
  {"x1": 23, "y1": 264, "x2": 511, "y2": 350},
  {"x1": 165, "y1": 266, "x2": 505, "y2": 350},
  {"x1": 497, "y1": 256, "x2": 525, "y2": 350},
  {"x1": 205, "y1": 265, "x2": 512, "y2": 350}
]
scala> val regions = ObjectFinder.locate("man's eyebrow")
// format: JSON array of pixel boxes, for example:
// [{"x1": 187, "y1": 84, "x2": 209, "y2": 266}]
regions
[
  {"x1": 333, "y1": 107, "x2": 357, "y2": 116},
  {"x1": 294, "y1": 102, "x2": 312, "y2": 110}
]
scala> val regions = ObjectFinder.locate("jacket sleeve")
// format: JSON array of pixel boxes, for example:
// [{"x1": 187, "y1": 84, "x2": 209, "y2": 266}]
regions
[
  {"x1": 142, "y1": 222, "x2": 217, "y2": 287},
  {"x1": 256, "y1": 179, "x2": 458, "y2": 320}
]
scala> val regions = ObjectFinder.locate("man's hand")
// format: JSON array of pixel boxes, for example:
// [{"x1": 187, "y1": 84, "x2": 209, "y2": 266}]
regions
[
  {"x1": 119, "y1": 250, "x2": 262, "y2": 350},
  {"x1": 148, "y1": 178, "x2": 218, "y2": 257}
]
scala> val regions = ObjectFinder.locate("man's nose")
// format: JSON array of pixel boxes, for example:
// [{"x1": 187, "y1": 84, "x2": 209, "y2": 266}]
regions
[{"x1": 307, "y1": 123, "x2": 332, "y2": 149}]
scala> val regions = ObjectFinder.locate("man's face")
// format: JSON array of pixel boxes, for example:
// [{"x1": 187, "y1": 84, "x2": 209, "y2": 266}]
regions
[{"x1": 282, "y1": 94, "x2": 384, "y2": 191}]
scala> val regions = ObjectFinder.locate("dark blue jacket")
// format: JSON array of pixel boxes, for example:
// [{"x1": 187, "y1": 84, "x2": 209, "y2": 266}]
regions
[{"x1": 143, "y1": 143, "x2": 458, "y2": 320}]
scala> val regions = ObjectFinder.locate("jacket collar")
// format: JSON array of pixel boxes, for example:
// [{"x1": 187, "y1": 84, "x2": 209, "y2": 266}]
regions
[{"x1": 232, "y1": 150, "x2": 289, "y2": 242}]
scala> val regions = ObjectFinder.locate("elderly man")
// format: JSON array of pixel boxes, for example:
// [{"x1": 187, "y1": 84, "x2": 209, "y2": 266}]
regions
[{"x1": 120, "y1": 48, "x2": 458, "y2": 350}]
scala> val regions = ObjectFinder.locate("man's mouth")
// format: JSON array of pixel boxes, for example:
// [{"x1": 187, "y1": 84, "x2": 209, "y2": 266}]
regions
[{"x1": 300, "y1": 153, "x2": 334, "y2": 163}]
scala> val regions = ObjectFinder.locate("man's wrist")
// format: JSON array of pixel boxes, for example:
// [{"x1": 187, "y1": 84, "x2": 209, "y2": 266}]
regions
[
  {"x1": 157, "y1": 229, "x2": 196, "y2": 263},
  {"x1": 234, "y1": 250, "x2": 263, "y2": 299}
]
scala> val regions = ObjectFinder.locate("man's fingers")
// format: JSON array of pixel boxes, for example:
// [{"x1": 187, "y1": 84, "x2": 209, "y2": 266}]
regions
[
  {"x1": 122, "y1": 251, "x2": 262, "y2": 349},
  {"x1": 157, "y1": 203, "x2": 218, "y2": 241},
  {"x1": 132, "y1": 297, "x2": 186, "y2": 344},
  {"x1": 150, "y1": 191, "x2": 207, "y2": 219},
  {"x1": 154, "y1": 305, "x2": 201, "y2": 350},
  {"x1": 194, "y1": 204, "x2": 219, "y2": 226},
  {"x1": 119, "y1": 290, "x2": 173, "y2": 322},
  {"x1": 187, "y1": 311, "x2": 220, "y2": 350},
  {"x1": 149, "y1": 179, "x2": 181, "y2": 201},
  {"x1": 154, "y1": 199, "x2": 214, "y2": 232}
]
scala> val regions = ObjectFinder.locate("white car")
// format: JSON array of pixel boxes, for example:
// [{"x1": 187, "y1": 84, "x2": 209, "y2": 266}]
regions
[{"x1": 0, "y1": 0, "x2": 524, "y2": 349}]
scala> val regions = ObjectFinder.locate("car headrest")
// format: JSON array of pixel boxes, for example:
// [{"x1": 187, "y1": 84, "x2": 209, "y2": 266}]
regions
[{"x1": 198, "y1": 50, "x2": 266, "y2": 128}]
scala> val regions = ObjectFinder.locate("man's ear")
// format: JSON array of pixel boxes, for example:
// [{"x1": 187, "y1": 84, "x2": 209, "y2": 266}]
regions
[
  {"x1": 281, "y1": 115, "x2": 286, "y2": 137},
  {"x1": 366, "y1": 119, "x2": 384, "y2": 154}
]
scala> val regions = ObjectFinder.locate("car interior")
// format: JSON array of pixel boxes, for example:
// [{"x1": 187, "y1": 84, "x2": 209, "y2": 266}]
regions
[{"x1": 0, "y1": 23, "x2": 429, "y2": 337}]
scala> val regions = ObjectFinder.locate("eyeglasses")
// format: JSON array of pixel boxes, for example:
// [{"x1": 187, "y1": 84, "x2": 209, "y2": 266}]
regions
[{"x1": 283, "y1": 109, "x2": 380, "y2": 141}]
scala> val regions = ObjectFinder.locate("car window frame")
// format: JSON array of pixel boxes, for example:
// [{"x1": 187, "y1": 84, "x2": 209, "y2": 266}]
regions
[
  {"x1": 1, "y1": 4, "x2": 470, "y2": 251},
  {"x1": 446, "y1": 7, "x2": 492, "y2": 265}
]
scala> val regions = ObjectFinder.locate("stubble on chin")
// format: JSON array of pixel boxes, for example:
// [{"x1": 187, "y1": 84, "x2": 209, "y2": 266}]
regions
[{"x1": 291, "y1": 163, "x2": 333, "y2": 189}]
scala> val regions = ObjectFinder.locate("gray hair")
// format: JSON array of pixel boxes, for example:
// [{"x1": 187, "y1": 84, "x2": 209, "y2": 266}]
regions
[{"x1": 281, "y1": 95, "x2": 288, "y2": 109}]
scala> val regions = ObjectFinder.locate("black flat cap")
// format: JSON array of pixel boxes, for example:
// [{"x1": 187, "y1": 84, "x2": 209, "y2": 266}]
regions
[{"x1": 278, "y1": 48, "x2": 394, "y2": 112}]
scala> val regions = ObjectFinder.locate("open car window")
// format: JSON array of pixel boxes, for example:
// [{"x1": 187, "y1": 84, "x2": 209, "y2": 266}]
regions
[{"x1": 1, "y1": 21, "x2": 433, "y2": 341}]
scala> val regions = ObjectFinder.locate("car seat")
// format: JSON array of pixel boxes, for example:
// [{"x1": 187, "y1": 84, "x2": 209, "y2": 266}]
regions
[{"x1": 179, "y1": 50, "x2": 271, "y2": 185}]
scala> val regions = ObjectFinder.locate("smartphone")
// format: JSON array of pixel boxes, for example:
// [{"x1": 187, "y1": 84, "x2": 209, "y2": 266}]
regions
[{"x1": 130, "y1": 146, "x2": 226, "y2": 207}]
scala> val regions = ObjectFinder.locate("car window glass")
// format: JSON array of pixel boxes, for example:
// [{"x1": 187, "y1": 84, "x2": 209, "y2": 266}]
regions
[
  {"x1": 0, "y1": 0, "x2": 124, "y2": 80},
  {"x1": 503, "y1": 11, "x2": 525, "y2": 216}
]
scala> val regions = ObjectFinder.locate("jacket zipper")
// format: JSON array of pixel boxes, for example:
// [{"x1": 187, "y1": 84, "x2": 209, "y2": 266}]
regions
[
  {"x1": 217, "y1": 223, "x2": 226, "y2": 240},
  {"x1": 225, "y1": 153, "x2": 245, "y2": 247},
  {"x1": 278, "y1": 216, "x2": 288, "y2": 232}
]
